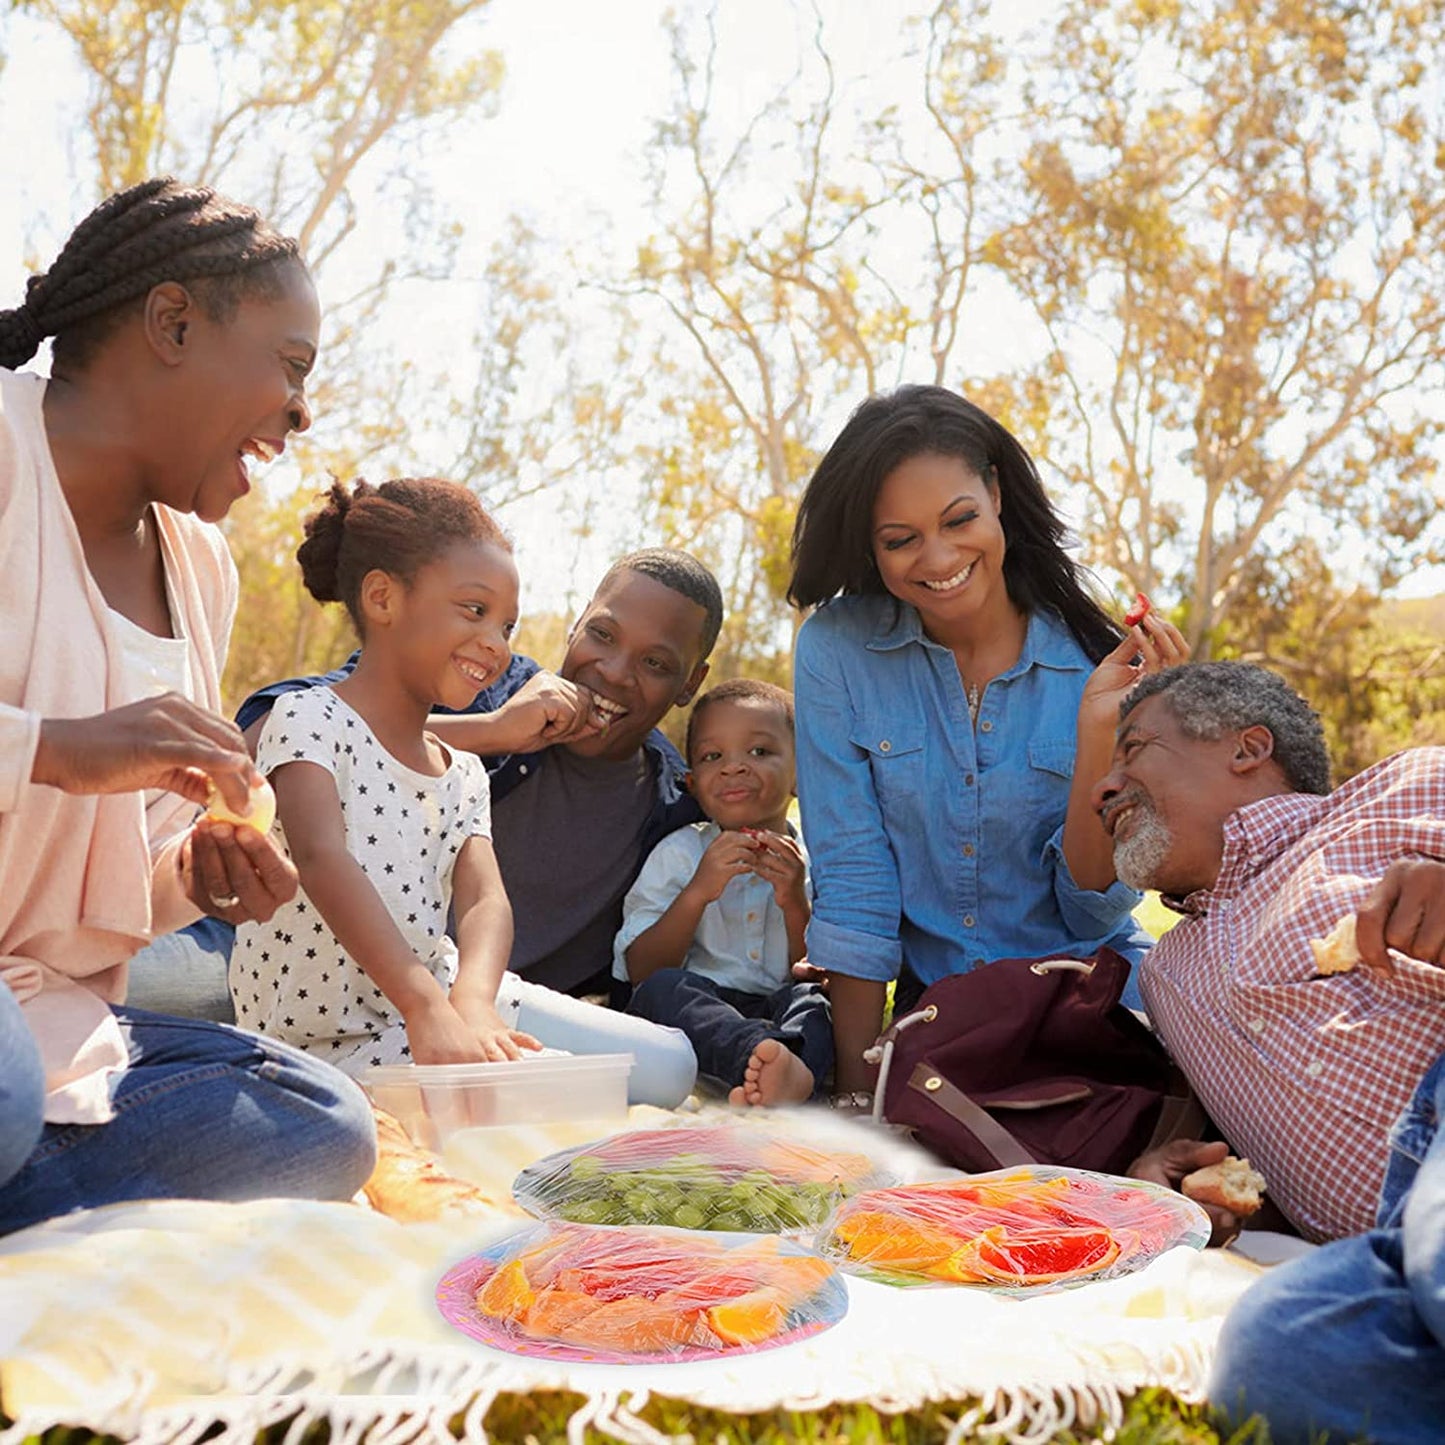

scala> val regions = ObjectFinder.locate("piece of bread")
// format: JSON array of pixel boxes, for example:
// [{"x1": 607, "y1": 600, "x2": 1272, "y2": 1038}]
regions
[
  {"x1": 1181, "y1": 1156, "x2": 1267, "y2": 1216},
  {"x1": 362, "y1": 1107, "x2": 502, "y2": 1222},
  {"x1": 1310, "y1": 913, "x2": 1360, "y2": 975}
]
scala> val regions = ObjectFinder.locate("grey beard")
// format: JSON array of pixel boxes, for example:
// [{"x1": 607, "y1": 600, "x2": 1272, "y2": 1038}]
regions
[{"x1": 1112, "y1": 806, "x2": 1174, "y2": 891}]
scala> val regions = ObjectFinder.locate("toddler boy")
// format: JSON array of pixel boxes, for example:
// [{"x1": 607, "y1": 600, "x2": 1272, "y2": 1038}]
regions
[{"x1": 616, "y1": 680, "x2": 831, "y2": 1105}]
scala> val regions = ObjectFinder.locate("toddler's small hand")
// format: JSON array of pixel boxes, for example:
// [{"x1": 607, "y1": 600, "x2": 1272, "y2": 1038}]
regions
[
  {"x1": 690, "y1": 830, "x2": 763, "y2": 902},
  {"x1": 749, "y1": 831, "x2": 808, "y2": 910}
]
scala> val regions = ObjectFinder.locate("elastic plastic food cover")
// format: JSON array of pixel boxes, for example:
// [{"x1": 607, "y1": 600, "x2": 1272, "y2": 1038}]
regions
[
  {"x1": 816, "y1": 1166, "x2": 1210, "y2": 1291},
  {"x1": 437, "y1": 1221, "x2": 847, "y2": 1363},
  {"x1": 512, "y1": 1124, "x2": 893, "y2": 1233}
]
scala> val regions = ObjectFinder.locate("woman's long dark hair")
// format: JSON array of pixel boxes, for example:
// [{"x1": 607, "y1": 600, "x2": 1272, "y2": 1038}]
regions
[{"x1": 788, "y1": 385, "x2": 1121, "y2": 662}]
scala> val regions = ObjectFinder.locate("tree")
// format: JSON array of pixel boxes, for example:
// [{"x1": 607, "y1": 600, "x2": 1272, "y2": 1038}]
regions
[
  {"x1": 1214, "y1": 539, "x2": 1445, "y2": 779},
  {"x1": 8, "y1": 0, "x2": 618, "y2": 696},
  {"x1": 610, "y1": 3, "x2": 1006, "y2": 675},
  {"x1": 949, "y1": 0, "x2": 1445, "y2": 652},
  {"x1": 221, "y1": 485, "x2": 356, "y2": 710}
]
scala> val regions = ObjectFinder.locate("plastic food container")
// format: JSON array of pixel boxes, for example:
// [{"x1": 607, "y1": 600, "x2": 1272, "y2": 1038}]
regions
[{"x1": 363, "y1": 1053, "x2": 633, "y2": 1151}]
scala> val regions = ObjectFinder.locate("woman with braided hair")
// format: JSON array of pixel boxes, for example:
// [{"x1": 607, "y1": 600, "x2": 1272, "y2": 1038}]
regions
[{"x1": 0, "y1": 177, "x2": 375, "y2": 1235}]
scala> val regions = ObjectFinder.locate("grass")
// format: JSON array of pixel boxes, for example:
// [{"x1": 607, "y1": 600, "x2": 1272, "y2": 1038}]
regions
[{"x1": 6, "y1": 1390, "x2": 1272, "y2": 1445}]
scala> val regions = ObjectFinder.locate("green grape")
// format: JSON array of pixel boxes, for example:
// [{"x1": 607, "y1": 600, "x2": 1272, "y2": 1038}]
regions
[
  {"x1": 562, "y1": 1199, "x2": 611, "y2": 1224},
  {"x1": 622, "y1": 1188, "x2": 666, "y2": 1222},
  {"x1": 671, "y1": 1203, "x2": 707, "y2": 1230},
  {"x1": 568, "y1": 1155, "x2": 604, "y2": 1180}
]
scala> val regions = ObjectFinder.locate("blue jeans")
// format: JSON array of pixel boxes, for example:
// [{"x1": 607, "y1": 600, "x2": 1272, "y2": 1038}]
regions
[
  {"x1": 0, "y1": 1005, "x2": 377, "y2": 1237},
  {"x1": 125, "y1": 917, "x2": 236, "y2": 1022},
  {"x1": 1210, "y1": 1055, "x2": 1445, "y2": 1444},
  {"x1": 626, "y1": 968, "x2": 834, "y2": 1095},
  {"x1": 0, "y1": 983, "x2": 45, "y2": 1190},
  {"x1": 494, "y1": 972, "x2": 698, "y2": 1108}
]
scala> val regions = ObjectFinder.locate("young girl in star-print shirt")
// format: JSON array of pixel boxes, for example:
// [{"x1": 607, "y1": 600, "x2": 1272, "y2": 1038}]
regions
[{"x1": 232, "y1": 477, "x2": 539, "y2": 1075}]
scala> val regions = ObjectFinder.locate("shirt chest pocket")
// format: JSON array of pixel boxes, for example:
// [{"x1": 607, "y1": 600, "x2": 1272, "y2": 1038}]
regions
[
  {"x1": 851, "y1": 725, "x2": 927, "y2": 814},
  {"x1": 1024, "y1": 739, "x2": 1077, "y2": 808}
]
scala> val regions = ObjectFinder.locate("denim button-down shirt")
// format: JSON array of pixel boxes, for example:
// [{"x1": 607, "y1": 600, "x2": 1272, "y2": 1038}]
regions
[{"x1": 793, "y1": 595, "x2": 1147, "y2": 986}]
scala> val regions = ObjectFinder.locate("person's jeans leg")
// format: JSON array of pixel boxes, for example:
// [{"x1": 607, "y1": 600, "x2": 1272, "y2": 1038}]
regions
[
  {"x1": 627, "y1": 969, "x2": 775, "y2": 1092},
  {"x1": 497, "y1": 972, "x2": 698, "y2": 1108},
  {"x1": 0, "y1": 983, "x2": 44, "y2": 1191},
  {"x1": 0, "y1": 1006, "x2": 376, "y2": 1237},
  {"x1": 1210, "y1": 1055, "x2": 1445, "y2": 1445},
  {"x1": 125, "y1": 917, "x2": 237, "y2": 1023},
  {"x1": 1400, "y1": 1057, "x2": 1445, "y2": 1350},
  {"x1": 768, "y1": 982, "x2": 834, "y2": 1095}
]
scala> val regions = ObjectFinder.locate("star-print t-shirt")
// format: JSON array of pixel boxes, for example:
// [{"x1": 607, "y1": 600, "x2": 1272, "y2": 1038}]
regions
[{"x1": 231, "y1": 686, "x2": 493, "y2": 1075}]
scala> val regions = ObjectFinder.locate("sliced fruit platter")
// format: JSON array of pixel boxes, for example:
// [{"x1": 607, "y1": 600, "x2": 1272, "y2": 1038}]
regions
[
  {"x1": 513, "y1": 1124, "x2": 893, "y2": 1233},
  {"x1": 436, "y1": 1222, "x2": 847, "y2": 1362},
  {"x1": 815, "y1": 1166, "x2": 1210, "y2": 1292}
]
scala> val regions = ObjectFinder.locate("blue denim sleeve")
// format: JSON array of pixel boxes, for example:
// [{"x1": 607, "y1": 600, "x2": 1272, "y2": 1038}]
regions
[
  {"x1": 1040, "y1": 820, "x2": 1144, "y2": 937},
  {"x1": 793, "y1": 616, "x2": 904, "y2": 984}
]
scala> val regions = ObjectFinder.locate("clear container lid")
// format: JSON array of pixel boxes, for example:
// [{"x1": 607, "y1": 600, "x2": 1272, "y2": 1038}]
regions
[{"x1": 363, "y1": 1053, "x2": 634, "y2": 1087}]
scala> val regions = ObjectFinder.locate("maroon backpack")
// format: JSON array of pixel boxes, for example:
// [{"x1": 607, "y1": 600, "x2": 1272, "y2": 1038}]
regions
[{"x1": 868, "y1": 950, "x2": 1199, "y2": 1175}]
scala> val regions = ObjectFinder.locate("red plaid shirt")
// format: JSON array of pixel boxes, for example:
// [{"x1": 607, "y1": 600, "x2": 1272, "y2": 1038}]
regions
[{"x1": 1141, "y1": 748, "x2": 1445, "y2": 1241}]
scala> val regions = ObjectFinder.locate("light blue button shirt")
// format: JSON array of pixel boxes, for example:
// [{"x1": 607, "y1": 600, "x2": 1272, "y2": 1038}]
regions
[
  {"x1": 794, "y1": 595, "x2": 1148, "y2": 986},
  {"x1": 613, "y1": 821, "x2": 809, "y2": 994}
]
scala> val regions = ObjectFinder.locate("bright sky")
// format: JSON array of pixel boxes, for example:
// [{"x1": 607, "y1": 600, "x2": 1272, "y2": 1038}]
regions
[{"x1": 2, "y1": 0, "x2": 1441, "y2": 616}]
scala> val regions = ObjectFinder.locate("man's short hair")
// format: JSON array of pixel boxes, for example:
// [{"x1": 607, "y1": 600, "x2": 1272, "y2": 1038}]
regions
[
  {"x1": 1120, "y1": 661, "x2": 1331, "y2": 795},
  {"x1": 601, "y1": 548, "x2": 724, "y2": 663},
  {"x1": 685, "y1": 678, "x2": 794, "y2": 762}
]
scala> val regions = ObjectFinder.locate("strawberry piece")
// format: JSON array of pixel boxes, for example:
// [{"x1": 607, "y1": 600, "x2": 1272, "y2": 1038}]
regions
[{"x1": 1123, "y1": 592, "x2": 1151, "y2": 628}]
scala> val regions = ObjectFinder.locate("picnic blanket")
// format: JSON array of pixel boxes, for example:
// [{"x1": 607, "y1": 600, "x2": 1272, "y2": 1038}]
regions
[{"x1": 0, "y1": 1106, "x2": 1272, "y2": 1445}]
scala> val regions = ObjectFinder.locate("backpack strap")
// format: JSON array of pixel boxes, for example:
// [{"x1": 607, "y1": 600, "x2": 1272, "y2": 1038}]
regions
[{"x1": 904, "y1": 1062, "x2": 1037, "y2": 1169}]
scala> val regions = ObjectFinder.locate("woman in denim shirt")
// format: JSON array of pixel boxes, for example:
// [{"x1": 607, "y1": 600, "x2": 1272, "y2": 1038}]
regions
[{"x1": 788, "y1": 387, "x2": 1188, "y2": 1099}]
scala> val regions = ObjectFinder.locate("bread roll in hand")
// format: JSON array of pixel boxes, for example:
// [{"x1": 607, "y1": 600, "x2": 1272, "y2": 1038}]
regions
[
  {"x1": 1310, "y1": 914, "x2": 1360, "y2": 975},
  {"x1": 1181, "y1": 1156, "x2": 1267, "y2": 1216}
]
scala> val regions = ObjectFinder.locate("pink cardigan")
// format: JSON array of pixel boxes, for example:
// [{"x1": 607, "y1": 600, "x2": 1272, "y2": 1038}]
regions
[{"x1": 0, "y1": 369, "x2": 239, "y2": 1123}]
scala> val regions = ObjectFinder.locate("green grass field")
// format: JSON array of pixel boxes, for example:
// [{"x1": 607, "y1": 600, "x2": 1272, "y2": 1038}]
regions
[{"x1": 8, "y1": 1389, "x2": 1273, "y2": 1444}]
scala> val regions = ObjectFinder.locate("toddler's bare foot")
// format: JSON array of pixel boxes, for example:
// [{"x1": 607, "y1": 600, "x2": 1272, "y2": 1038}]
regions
[{"x1": 728, "y1": 1037, "x2": 814, "y2": 1107}]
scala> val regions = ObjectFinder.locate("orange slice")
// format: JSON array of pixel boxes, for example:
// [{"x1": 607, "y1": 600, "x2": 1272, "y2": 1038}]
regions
[
  {"x1": 476, "y1": 1257, "x2": 534, "y2": 1318},
  {"x1": 835, "y1": 1208, "x2": 957, "y2": 1268},
  {"x1": 517, "y1": 1286, "x2": 599, "y2": 1337},
  {"x1": 708, "y1": 1287, "x2": 788, "y2": 1345}
]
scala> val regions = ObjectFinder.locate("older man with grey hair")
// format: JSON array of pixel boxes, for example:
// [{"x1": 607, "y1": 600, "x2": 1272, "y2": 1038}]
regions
[{"x1": 1089, "y1": 660, "x2": 1445, "y2": 1245}]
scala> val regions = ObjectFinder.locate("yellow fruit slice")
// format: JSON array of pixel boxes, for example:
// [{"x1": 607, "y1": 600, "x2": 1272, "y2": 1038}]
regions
[
  {"x1": 707, "y1": 1288, "x2": 788, "y2": 1345},
  {"x1": 205, "y1": 775, "x2": 277, "y2": 833}
]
